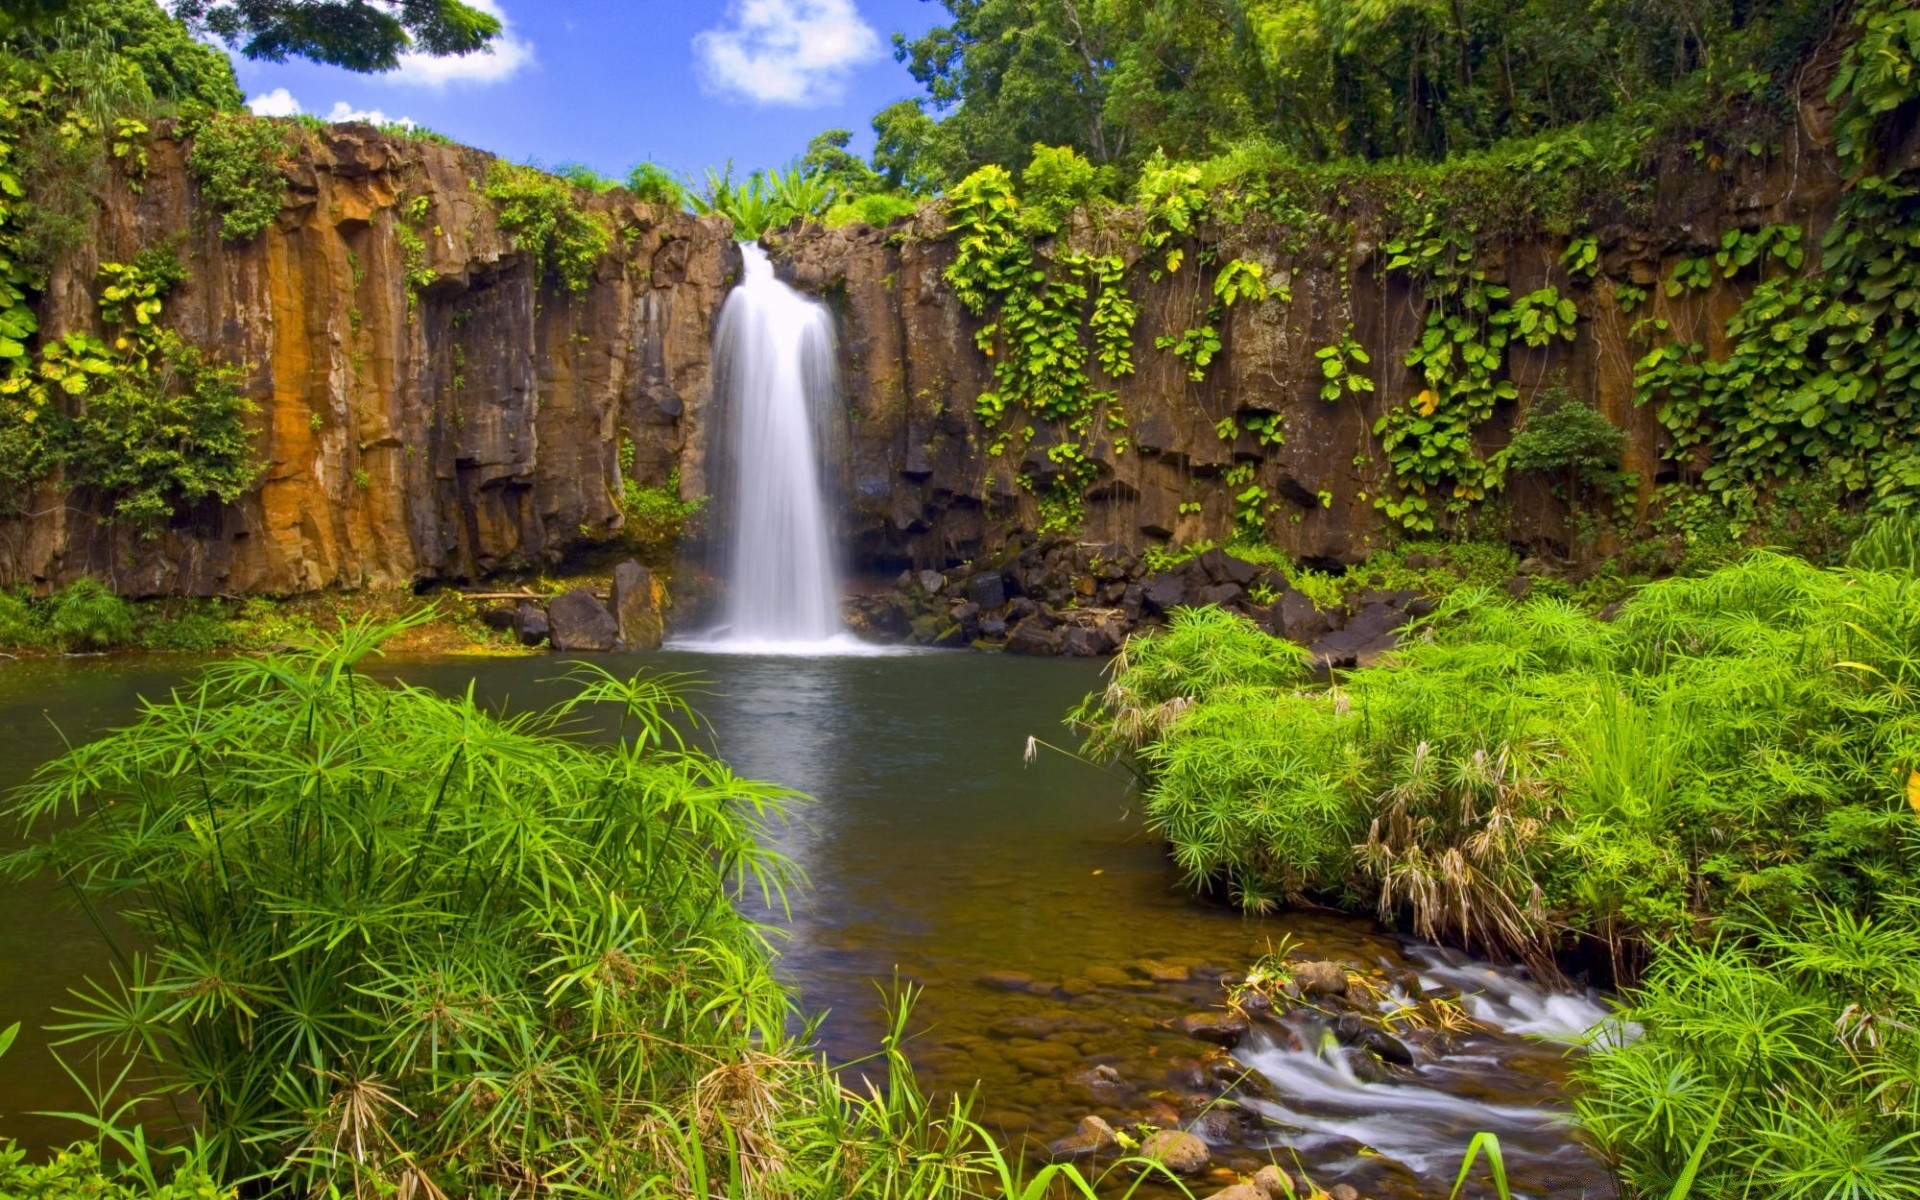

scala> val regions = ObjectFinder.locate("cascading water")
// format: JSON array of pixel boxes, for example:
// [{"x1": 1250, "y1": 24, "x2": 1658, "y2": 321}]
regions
[{"x1": 702, "y1": 243, "x2": 846, "y2": 650}]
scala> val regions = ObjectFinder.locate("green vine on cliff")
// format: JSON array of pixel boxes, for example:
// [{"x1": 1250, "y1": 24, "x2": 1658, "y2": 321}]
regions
[
  {"x1": 942, "y1": 160, "x2": 1136, "y2": 526},
  {"x1": 1631, "y1": 0, "x2": 1920, "y2": 510},
  {"x1": 483, "y1": 161, "x2": 614, "y2": 293},
  {"x1": 0, "y1": 250, "x2": 258, "y2": 527},
  {"x1": 185, "y1": 110, "x2": 293, "y2": 241}
]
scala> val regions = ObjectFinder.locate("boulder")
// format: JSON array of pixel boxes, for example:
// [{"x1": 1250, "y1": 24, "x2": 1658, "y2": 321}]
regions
[
  {"x1": 1143, "y1": 574, "x2": 1188, "y2": 615},
  {"x1": 1205, "y1": 1184, "x2": 1266, "y2": 1200},
  {"x1": 1276, "y1": 590, "x2": 1335, "y2": 643},
  {"x1": 481, "y1": 605, "x2": 517, "y2": 631},
  {"x1": 917, "y1": 569, "x2": 945, "y2": 594},
  {"x1": 548, "y1": 589, "x2": 622, "y2": 652},
  {"x1": 1195, "y1": 547, "x2": 1262, "y2": 587},
  {"x1": 1253, "y1": 1166, "x2": 1297, "y2": 1199},
  {"x1": 1293, "y1": 960, "x2": 1348, "y2": 997},
  {"x1": 1138, "y1": 1130, "x2": 1210, "y2": 1175},
  {"x1": 1178, "y1": 1012, "x2": 1250, "y2": 1047},
  {"x1": 1061, "y1": 626, "x2": 1113, "y2": 657},
  {"x1": 970, "y1": 571, "x2": 1007, "y2": 610},
  {"x1": 1195, "y1": 582, "x2": 1244, "y2": 608},
  {"x1": 1006, "y1": 616, "x2": 1064, "y2": 656},
  {"x1": 513, "y1": 600, "x2": 550, "y2": 647},
  {"x1": 1047, "y1": 1115, "x2": 1118, "y2": 1162},
  {"x1": 1330, "y1": 1185, "x2": 1361, "y2": 1200},
  {"x1": 610, "y1": 560, "x2": 666, "y2": 651}
]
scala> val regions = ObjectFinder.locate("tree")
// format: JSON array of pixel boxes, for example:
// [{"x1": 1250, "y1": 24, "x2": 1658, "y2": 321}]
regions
[
  {"x1": 869, "y1": 99, "x2": 958, "y2": 194},
  {"x1": 799, "y1": 127, "x2": 880, "y2": 197},
  {"x1": 0, "y1": 0, "x2": 244, "y2": 111},
  {"x1": 167, "y1": 0, "x2": 502, "y2": 74}
]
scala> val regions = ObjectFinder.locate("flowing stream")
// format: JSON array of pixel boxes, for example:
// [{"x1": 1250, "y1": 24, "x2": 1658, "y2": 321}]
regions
[
  {"x1": 697, "y1": 242, "x2": 847, "y2": 651},
  {"x1": 0, "y1": 652, "x2": 1613, "y2": 1198}
]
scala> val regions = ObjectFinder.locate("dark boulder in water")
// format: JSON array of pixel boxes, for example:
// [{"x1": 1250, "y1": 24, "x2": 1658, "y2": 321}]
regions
[{"x1": 548, "y1": 589, "x2": 621, "y2": 652}]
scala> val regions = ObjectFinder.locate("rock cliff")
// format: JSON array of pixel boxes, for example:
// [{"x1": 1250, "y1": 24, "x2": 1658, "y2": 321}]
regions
[
  {"x1": 3, "y1": 123, "x2": 738, "y2": 596},
  {"x1": 0, "y1": 111, "x2": 1855, "y2": 596}
]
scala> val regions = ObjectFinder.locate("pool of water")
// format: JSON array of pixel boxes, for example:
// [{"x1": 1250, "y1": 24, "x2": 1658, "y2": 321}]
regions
[{"x1": 0, "y1": 649, "x2": 1612, "y2": 1198}]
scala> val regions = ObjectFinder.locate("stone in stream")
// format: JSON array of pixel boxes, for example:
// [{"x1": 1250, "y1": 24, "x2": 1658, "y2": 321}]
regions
[
  {"x1": 1292, "y1": 960, "x2": 1348, "y2": 996},
  {"x1": 1005, "y1": 615, "x2": 1064, "y2": 656},
  {"x1": 1252, "y1": 1166, "x2": 1298, "y2": 1199},
  {"x1": 1179, "y1": 1011, "x2": 1250, "y2": 1047},
  {"x1": 1329, "y1": 1186, "x2": 1361, "y2": 1200},
  {"x1": 548, "y1": 588, "x2": 622, "y2": 652},
  {"x1": 1203, "y1": 1185, "x2": 1265, "y2": 1200},
  {"x1": 610, "y1": 560, "x2": 666, "y2": 651},
  {"x1": 1138, "y1": 1129, "x2": 1211, "y2": 1175},
  {"x1": 1047, "y1": 1114, "x2": 1118, "y2": 1161}
]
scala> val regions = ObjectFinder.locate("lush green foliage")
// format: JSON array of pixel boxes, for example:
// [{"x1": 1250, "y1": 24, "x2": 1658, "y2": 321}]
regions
[
  {"x1": 890, "y1": 0, "x2": 1833, "y2": 179},
  {"x1": 0, "y1": 0, "x2": 243, "y2": 113},
  {"x1": 0, "y1": 252, "x2": 258, "y2": 525},
  {"x1": 623, "y1": 160, "x2": 686, "y2": 208},
  {"x1": 1081, "y1": 550, "x2": 1920, "y2": 1195},
  {"x1": 617, "y1": 441, "x2": 705, "y2": 564},
  {"x1": 47, "y1": 576, "x2": 132, "y2": 650},
  {"x1": 1578, "y1": 907, "x2": 1920, "y2": 1200},
  {"x1": 167, "y1": 0, "x2": 500, "y2": 74},
  {"x1": 184, "y1": 111, "x2": 292, "y2": 241},
  {"x1": 1078, "y1": 555, "x2": 1920, "y2": 964},
  {"x1": 1631, "y1": 0, "x2": 1920, "y2": 517},
  {"x1": 482, "y1": 161, "x2": 615, "y2": 293},
  {"x1": 1503, "y1": 389, "x2": 1631, "y2": 512}
]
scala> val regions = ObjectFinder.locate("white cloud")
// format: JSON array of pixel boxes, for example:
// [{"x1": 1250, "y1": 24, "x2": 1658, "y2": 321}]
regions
[
  {"x1": 388, "y1": 0, "x2": 533, "y2": 87},
  {"x1": 247, "y1": 87, "x2": 303, "y2": 117},
  {"x1": 693, "y1": 0, "x2": 882, "y2": 106},
  {"x1": 326, "y1": 101, "x2": 415, "y2": 128}
]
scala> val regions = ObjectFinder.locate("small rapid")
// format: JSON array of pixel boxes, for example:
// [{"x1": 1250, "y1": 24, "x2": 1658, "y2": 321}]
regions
[{"x1": 1231, "y1": 949, "x2": 1616, "y2": 1196}]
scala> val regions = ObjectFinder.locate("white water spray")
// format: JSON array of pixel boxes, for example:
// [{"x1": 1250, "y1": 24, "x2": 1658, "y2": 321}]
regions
[{"x1": 703, "y1": 243, "x2": 847, "y2": 650}]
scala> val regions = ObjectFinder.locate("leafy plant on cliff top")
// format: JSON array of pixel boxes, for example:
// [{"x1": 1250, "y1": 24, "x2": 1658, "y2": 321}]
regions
[
  {"x1": 185, "y1": 110, "x2": 292, "y2": 241},
  {"x1": 483, "y1": 160, "x2": 614, "y2": 292}
]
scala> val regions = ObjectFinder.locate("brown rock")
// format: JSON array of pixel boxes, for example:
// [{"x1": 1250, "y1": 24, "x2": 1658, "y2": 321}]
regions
[
  {"x1": 1330, "y1": 1186, "x2": 1360, "y2": 1200},
  {"x1": 1047, "y1": 1115, "x2": 1118, "y2": 1161},
  {"x1": 1138, "y1": 1129, "x2": 1210, "y2": 1175},
  {"x1": 1179, "y1": 1012, "x2": 1250, "y2": 1047},
  {"x1": 1293, "y1": 961, "x2": 1348, "y2": 997},
  {"x1": 1253, "y1": 1165, "x2": 1297, "y2": 1199},
  {"x1": 548, "y1": 589, "x2": 620, "y2": 652},
  {"x1": 610, "y1": 560, "x2": 666, "y2": 650},
  {"x1": 1205, "y1": 1186, "x2": 1267, "y2": 1200}
]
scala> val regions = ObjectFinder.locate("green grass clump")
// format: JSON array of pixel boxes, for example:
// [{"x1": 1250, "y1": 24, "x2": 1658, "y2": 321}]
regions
[
  {"x1": 48, "y1": 577, "x2": 134, "y2": 650},
  {"x1": 0, "y1": 589, "x2": 45, "y2": 648},
  {"x1": 1078, "y1": 552, "x2": 1920, "y2": 959},
  {"x1": 4, "y1": 620, "x2": 1130, "y2": 1199},
  {"x1": 1080, "y1": 550, "x2": 1920, "y2": 1197}
]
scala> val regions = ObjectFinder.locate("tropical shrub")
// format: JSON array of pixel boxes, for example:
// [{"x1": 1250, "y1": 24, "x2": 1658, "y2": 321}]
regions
[
  {"x1": 48, "y1": 577, "x2": 134, "y2": 650},
  {"x1": 1076, "y1": 554, "x2": 1920, "y2": 968},
  {"x1": 0, "y1": 622, "x2": 1011, "y2": 1198},
  {"x1": 1576, "y1": 904, "x2": 1920, "y2": 1200},
  {"x1": 184, "y1": 111, "x2": 291, "y2": 241},
  {"x1": 482, "y1": 161, "x2": 614, "y2": 292}
]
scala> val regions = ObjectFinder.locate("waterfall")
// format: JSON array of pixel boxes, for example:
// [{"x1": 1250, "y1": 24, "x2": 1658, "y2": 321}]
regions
[{"x1": 704, "y1": 243, "x2": 846, "y2": 649}]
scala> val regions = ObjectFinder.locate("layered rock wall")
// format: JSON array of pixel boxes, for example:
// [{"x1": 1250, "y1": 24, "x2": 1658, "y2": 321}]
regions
[
  {"x1": 3, "y1": 125, "x2": 738, "y2": 596},
  {"x1": 772, "y1": 113, "x2": 1845, "y2": 570},
  {"x1": 0, "y1": 113, "x2": 1851, "y2": 595}
]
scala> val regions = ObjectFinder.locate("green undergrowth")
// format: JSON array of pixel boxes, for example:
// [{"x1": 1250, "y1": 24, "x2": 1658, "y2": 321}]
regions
[
  {"x1": 1075, "y1": 539, "x2": 1920, "y2": 1197},
  {"x1": 0, "y1": 624, "x2": 1197, "y2": 1200},
  {"x1": 482, "y1": 160, "x2": 614, "y2": 292},
  {"x1": 0, "y1": 582, "x2": 523, "y2": 656}
]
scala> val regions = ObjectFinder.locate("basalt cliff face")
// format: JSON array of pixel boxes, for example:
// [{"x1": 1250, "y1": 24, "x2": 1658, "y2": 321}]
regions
[
  {"x1": 771, "y1": 122, "x2": 1849, "y2": 571},
  {"x1": 0, "y1": 113, "x2": 1858, "y2": 596},
  {"x1": 4, "y1": 124, "x2": 739, "y2": 596}
]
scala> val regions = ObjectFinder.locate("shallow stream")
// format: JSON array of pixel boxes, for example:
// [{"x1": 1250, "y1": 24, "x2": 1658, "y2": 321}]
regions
[{"x1": 0, "y1": 650, "x2": 1612, "y2": 1198}]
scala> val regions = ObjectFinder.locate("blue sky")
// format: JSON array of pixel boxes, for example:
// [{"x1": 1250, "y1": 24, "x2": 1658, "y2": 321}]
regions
[{"x1": 233, "y1": 0, "x2": 947, "y2": 182}]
